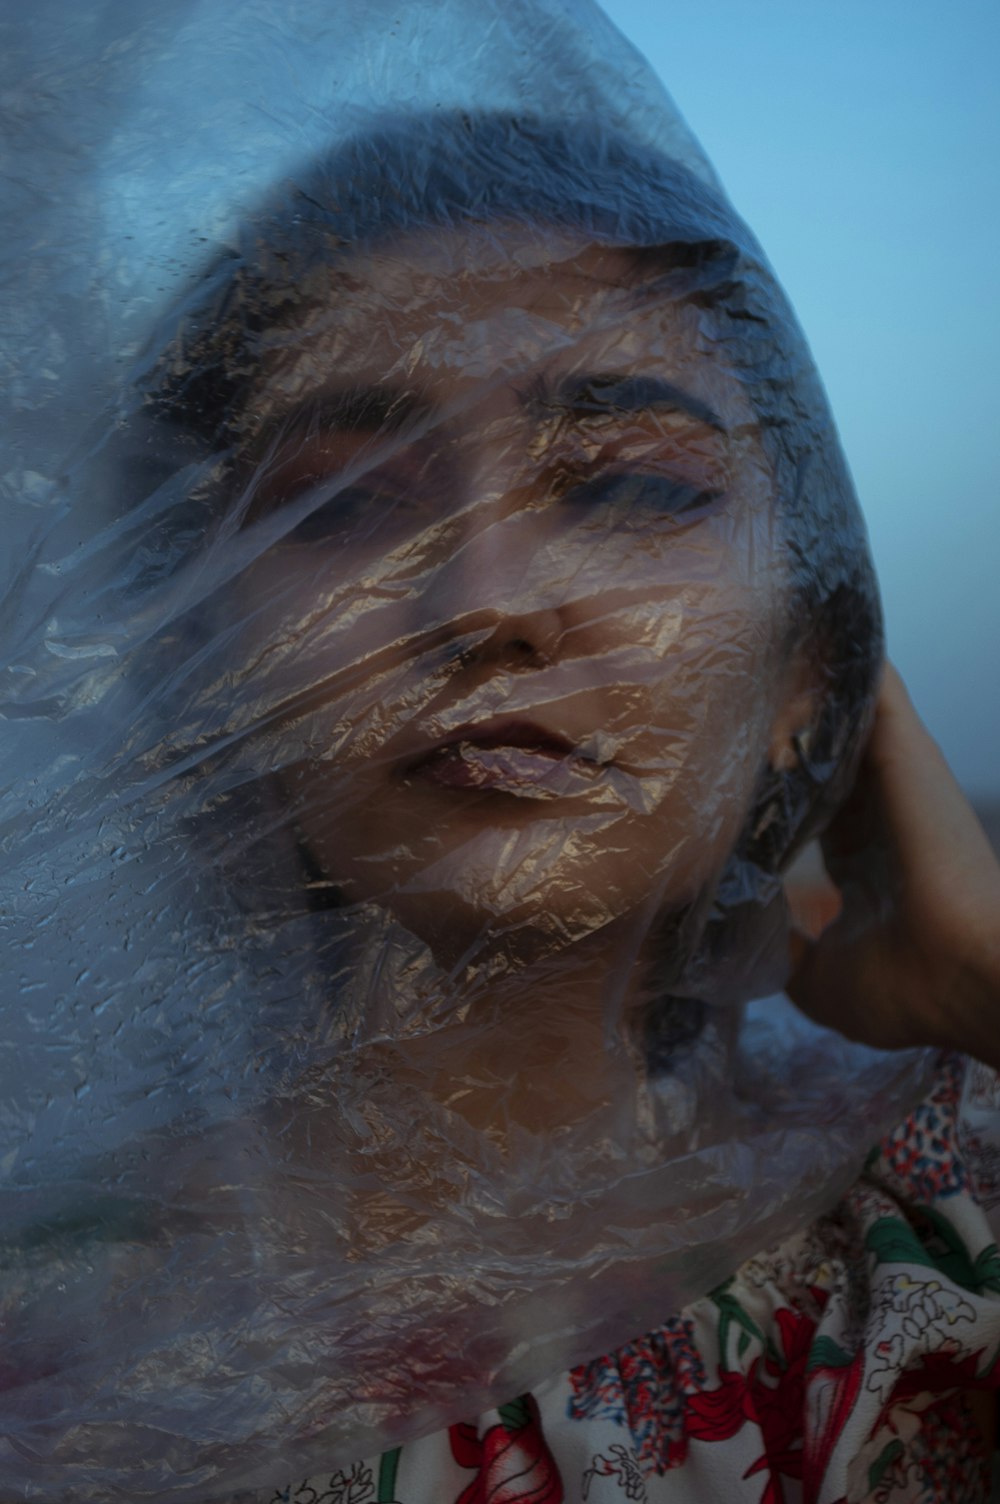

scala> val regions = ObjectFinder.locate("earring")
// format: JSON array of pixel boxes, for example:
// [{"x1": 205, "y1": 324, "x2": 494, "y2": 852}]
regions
[
  {"x1": 791, "y1": 727, "x2": 817, "y2": 781},
  {"x1": 771, "y1": 726, "x2": 815, "y2": 775}
]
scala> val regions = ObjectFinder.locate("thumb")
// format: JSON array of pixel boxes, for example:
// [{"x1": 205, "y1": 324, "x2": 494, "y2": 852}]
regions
[
  {"x1": 787, "y1": 918, "x2": 887, "y2": 1047},
  {"x1": 786, "y1": 916, "x2": 934, "y2": 1054}
]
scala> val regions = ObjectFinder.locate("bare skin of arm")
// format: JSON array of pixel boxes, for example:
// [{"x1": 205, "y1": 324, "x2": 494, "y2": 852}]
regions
[{"x1": 787, "y1": 662, "x2": 1000, "y2": 1070}]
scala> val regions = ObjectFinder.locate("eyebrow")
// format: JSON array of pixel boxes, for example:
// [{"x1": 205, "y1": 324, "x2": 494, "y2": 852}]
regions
[
  {"x1": 534, "y1": 373, "x2": 726, "y2": 432},
  {"x1": 263, "y1": 370, "x2": 725, "y2": 452},
  {"x1": 277, "y1": 384, "x2": 433, "y2": 437}
]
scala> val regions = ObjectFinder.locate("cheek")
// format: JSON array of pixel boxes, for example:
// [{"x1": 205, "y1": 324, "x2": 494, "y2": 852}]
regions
[
  {"x1": 602, "y1": 558, "x2": 784, "y2": 736},
  {"x1": 611, "y1": 579, "x2": 785, "y2": 873},
  {"x1": 236, "y1": 548, "x2": 441, "y2": 749}
]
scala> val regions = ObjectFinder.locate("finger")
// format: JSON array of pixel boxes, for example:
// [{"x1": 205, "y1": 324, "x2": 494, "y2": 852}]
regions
[
  {"x1": 869, "y1": 662, "x2": 1000, "y2": 899},
  {"x1": 786, "y1": 922, "x2": 910, "y2": 1051},
  {"x1": 816, "y1": 658, "x2": 887, "y2": 878}
]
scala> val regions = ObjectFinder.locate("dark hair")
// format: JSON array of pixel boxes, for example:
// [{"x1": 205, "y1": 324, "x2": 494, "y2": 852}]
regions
[{"x1": 147, "y1": 109, "x2": 882, "y2": 881}]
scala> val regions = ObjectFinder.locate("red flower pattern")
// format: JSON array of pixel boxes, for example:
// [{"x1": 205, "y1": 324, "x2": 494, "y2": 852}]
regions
[
  {"x1": 449, "y1": 1395, "x2": 563, "y2": 1504},
  {"x1": 685, "y1": 1305, "x2": 857, "y2": 1504}
]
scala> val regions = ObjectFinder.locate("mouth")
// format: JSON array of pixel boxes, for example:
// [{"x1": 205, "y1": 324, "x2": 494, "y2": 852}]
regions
[{"x1": 403, "y1": 718, "x2": 607, "y2": 799}]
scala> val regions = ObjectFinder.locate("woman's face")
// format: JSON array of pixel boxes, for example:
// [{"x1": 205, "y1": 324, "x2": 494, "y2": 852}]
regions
[{"x1": 232, "y1": 224, "x2": 804, "y2": 963}]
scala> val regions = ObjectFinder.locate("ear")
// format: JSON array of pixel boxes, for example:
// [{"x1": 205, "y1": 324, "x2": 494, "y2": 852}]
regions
[{"x1": 768, "y1": 652, "x2": 824, "y2": 773}]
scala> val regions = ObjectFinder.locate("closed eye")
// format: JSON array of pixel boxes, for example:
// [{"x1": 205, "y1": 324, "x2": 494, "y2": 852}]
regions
[
  {"x1": 245, "y1": 435, "x2": 453, "y2": 549},
  {"x1": 560, "y1": 469, "x2": 724, "y2": 525},
  {"x1": 278, "y1": 475, "x2": 413, "y2": 546},
  {"x1": 237, "y1": 385, "x2": 437, "y2": 539}
]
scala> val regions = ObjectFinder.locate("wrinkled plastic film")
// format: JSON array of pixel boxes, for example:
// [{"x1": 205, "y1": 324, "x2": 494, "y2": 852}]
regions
[{"x1": 1, "y1": 3, "x2": 931, "y2": 1499}]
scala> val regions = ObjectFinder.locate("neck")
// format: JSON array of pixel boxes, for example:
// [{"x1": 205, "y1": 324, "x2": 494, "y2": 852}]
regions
[{"x1": 388, "y1": 914, "x2": 657, "y2": 1139}]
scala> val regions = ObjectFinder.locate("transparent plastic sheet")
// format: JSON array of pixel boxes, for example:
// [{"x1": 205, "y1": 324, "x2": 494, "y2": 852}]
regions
[{"x1": 0, "y1": 2, "x2": 933, "y2": 1499}]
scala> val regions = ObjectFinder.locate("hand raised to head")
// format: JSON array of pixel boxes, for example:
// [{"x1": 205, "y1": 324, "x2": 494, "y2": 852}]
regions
[{"x1": 787, "y1": 663, "x2": 1000, "y2": 1067}]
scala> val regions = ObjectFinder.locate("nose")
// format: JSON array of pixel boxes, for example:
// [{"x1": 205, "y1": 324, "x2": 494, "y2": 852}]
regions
[
  {"x1": 419, "y1": 487, "x2": 570, "y2": 670},
  {"x1": 464, "y1": 601, "x2": 566, "y2": 671}
]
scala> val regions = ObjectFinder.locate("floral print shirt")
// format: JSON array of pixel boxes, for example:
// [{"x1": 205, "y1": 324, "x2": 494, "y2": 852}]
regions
[{"x1": 267, "y1": 1055, "x2": 1000, "y2": 1504}]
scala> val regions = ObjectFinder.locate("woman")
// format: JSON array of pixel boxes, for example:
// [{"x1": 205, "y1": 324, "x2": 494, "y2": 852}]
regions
[
  {"x1": 144, "y1": 110, "x2": 1000, "y2": 1499},
  {"x1": 1, "y1": 8, "x2": 998, "y2": 1502}
]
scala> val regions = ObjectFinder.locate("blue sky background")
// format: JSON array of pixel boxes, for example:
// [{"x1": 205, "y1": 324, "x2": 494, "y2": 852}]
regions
[{"x1": 598, "y1": 0, "x2": 999, "y2": 800}]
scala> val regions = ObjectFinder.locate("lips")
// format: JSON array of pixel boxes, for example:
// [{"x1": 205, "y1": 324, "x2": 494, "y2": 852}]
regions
[{"x1": 404, "y1": 718, "x2": 603, "y2": 798}]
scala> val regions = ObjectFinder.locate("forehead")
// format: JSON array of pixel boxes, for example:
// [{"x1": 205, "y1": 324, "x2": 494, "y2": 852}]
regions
[{"x1": 249, "y1": 222, "x2": 752, "y2": 430}]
